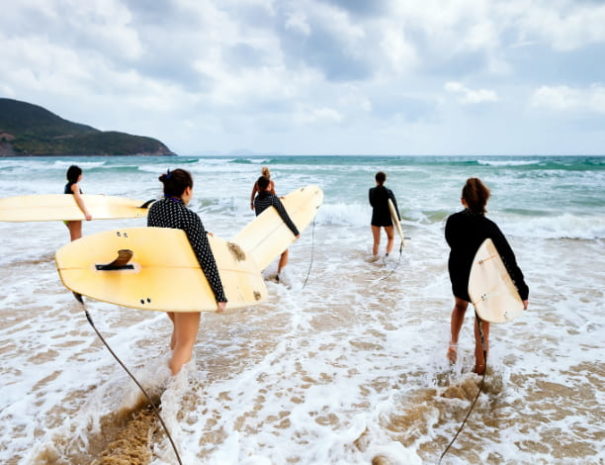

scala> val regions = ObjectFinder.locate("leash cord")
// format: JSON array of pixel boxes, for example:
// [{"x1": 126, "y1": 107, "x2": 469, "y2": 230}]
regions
[
  {"x1": 302, "y1": 219, "x2": 316, "y2": 288},
  {"x1": 437, "y1": 312, "x2": 487, "y2": 465},
  {"x1": 77, "y1": 296, "x2": 183, "y2": 465}
]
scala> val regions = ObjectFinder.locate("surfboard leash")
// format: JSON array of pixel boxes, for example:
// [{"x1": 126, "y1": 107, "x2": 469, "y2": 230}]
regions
[
  {"x1": 72, "y1": 293, "x2": 184, "y2": 465},
  {"x1": 302, "y1": 219, "x2": 316, "y2": 289},
  {"x1": 437, "y1": 312, "x2": 488, "y2": 465}
]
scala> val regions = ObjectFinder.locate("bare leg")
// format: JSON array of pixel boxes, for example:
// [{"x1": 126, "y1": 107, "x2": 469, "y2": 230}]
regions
[
  {"x1": 448, "y1": 297, "x2": 469, "y2": 363},
  {"x1": 385, "y1": 226, "x2": 394, "y2": 255},
  {"x1": 473, "y1": 316, "x2": 490, "y2": 375},
  {"x1": 66, "y1": 221, "x2": 83, "y2": 241},
  {"x1": 167, "y1": 312, "x2": 176, "y2": 350},
  {"x1": 371, "y1": 225, "x2": 381, "y2": 256},
  {"x1": 169, "y1": 312, "x2": 201, "y2": 375},
  {"x1": 277, "y1": 249, "x2": 289, "y2": 274}
]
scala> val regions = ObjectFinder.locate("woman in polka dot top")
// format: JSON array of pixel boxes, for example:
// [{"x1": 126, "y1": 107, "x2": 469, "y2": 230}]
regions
[{"x1": 147, "y1": 168, "x2": 227, "y2": 375}]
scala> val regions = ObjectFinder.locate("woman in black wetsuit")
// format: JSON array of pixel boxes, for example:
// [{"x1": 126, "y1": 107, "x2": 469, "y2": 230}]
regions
[
  {"x1": 369, "y1": 171, "x2": 400, "y2": 260},
  {"x1": 445, "y1": 178, "x2": 529, "y2": 374},
  {"x1": 64, "y1": 165, "x2": 92, "y2": 241},
  {"x1": 147, "y1": 169, "x2": 227, "y2": 375}
]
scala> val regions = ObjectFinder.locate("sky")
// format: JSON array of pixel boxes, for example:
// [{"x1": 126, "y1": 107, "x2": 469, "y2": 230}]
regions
[{"x1": 1, "y1": 0, "x2": 605, "y2": 156}]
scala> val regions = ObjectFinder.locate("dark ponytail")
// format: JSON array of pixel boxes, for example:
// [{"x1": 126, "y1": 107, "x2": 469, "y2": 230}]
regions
[
  {"x1": 462, "y1": 177, "x2": 490, "y2": 214},
  {"x1": 66, "y1": 165, "x2": 82, "y2": 184},
  {"x1": 159, "y1": 169, "x2": 193, "y2": 197}
]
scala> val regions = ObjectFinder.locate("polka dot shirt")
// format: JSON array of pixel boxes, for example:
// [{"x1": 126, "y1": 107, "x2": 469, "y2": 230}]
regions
[{"x1": 147, "y1": 197, "x2": 227, "y2": 303}]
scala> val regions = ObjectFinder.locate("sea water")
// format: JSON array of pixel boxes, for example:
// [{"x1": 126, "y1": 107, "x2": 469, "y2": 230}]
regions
[{"x1": 0, "y1": 155, "x2": 603, "y2": 465}]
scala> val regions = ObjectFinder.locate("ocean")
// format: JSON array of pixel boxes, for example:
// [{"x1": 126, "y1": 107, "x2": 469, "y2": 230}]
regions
[{"x1": 0, "y1": 155, "x2": 603, "y2": 465}]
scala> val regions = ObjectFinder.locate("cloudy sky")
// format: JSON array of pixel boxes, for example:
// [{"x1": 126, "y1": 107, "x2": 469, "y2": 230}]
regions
[{"x1": 2, "y1": 0, "x2": 605, "y2": 155}]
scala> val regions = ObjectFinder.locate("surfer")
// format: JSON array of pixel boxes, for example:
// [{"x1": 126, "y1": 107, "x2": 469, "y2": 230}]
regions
[
  {"x1": 64, "y1": 165, "x2": 92, "y2": 241},
  {"x1": 148, "y1": 168, "x2": 227, "y2": 375},
  {"x1": 369, "y1": 171, "x2": 400, "y2": 261},
  {"x1": 253, "y1": 175, "x2": 300, "y2": 281},
  {"x1": 445, "y1": 178, "x2": 529, "y2": 374},
  {"x1": 250, "y1": 166, "x2": 275, "y2": 210}
]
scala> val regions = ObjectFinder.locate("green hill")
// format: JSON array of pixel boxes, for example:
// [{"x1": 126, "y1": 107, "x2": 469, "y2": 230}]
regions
[{"x1": 0, "y1": 98, "x2": 175, "y2": 156}]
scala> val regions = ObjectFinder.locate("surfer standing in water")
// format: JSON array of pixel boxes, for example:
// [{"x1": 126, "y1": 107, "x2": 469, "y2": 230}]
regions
[
  {"x1": 254, "y1": 175, "x2": 300, "y2": 282},
  {"x1": 250, "y1": 166, "x2": 275, "y2": 210},
  {"x1": 64, "y1": 165, "x2": 92, "y2": 241},
  {"x1": 369, "y1": 171, "x2": 400, "y2": 261},
  {"x1": 148, "y1": 169, "x2": 227, "y2": 375},
  {"x1": 445, "y1": 178, "x2": 529, "y2": 374}
]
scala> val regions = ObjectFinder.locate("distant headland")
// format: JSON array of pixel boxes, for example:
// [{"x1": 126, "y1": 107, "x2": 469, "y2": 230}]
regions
[{"x1": 0, "y1": 98, "x2": 175, "y2": 156}]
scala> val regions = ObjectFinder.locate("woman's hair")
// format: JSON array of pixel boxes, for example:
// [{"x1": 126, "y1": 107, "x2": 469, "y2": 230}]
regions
[
  {"x1": 66, "y1": 165, "x2": 82, "y2": 184},
  {"x1": 375, "y1": 171, "x2": 386, "y2": 185},
  {"x1": 159, "y1": 168, "x2": 193, "y2": 197},
  {"x1": 257, "y1": 175, "x2": 271, "y2": 191},
  {"x1": 462, "y1": 177, "x2": 490, "y2": 214},
  {"x1": 261, "y1": 166, "x2": 271, "y2": 178}
]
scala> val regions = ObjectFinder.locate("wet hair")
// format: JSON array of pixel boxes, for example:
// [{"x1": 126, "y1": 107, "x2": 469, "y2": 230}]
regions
[
  {"x1": 261, "y1": 166, "x2": 271, "y2": 178},
  {"x1": 66, "y1": 165, "x2": 82, "y2": 184},
  {"x1": 462, "y1": 177, "x2": 490, "y2": 214},
  {"x1": 159, "y1": 168, "x2": 193, "y2": 197},
  {"x1": 375, "y1": 171, "x2": 386, "y2": 185},
  {"x1": 257, "y1": 175, "x2": 271, "y2": 191}
]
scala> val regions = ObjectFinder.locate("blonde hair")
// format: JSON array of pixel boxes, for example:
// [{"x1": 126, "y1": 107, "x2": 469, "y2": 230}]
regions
[{"x1": 261, "y1": 166, "x2": 271, "y2": 178}]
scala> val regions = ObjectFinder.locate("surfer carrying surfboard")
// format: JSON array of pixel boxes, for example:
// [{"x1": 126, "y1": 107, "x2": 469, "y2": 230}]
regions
[
  {"x1": 250, "y1": 166, "x2": 276, "y2": 210},
  {"x1": 148, "y1": 169, "x2": 227, "y2": 375},
  {"x1": 253, "y1": 175, "x2": 300, "y2": 281},
  {"x1": 369, "y1": 171, "x2": 400, "y2": 261},
  {"x1": 445, "y1": 178, "x2": 529, "y2": 374},
  {"x1": 64, "y1": 165, "x2": 92, "y2": 241}
]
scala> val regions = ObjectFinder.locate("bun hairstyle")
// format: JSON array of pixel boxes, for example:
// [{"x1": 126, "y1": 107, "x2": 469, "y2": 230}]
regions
[
  {"x1": 66, "y1": 165, "x2": 82, "y2": 183},
  {"x1": 257, "y1": 175, "x2": 270, "y2": 191},
  {"x1": 375, "y1": 171, "x2": 386, "y2": 185},
  {"x1": 462, "y1": 177, "x2": 490, "y2": 214},
  {"x1": 159, "y1": 168, "x2": 193, "y2": 197},
  {"x1": 261, "y1": 166, "x2": 271, "y2": 178}
]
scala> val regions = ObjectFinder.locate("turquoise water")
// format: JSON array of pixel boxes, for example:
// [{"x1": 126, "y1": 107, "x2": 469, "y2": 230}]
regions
[{"x1": 0, "y1": 155, "x2": 604, "y2": 465}]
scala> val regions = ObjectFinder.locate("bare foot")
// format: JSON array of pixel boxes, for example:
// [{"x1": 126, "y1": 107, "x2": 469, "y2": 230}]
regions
[
  {"x1": 447, "y1": 343, "x2": 457, "y2": 364},
  {"x1": 473, "y1": 364, "x2": 486, "y2": 375}
]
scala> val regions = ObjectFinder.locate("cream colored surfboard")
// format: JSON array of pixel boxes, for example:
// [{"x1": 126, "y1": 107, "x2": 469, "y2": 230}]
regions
[
  {"x1": 468, "y1": 238, "x2": 525, "y2": 323},
  {"x1": 233, "y1": 185, "x2": 323, "y2": 271},
  {"x1": 388, "y1": 198, "x2": 404, "y2": 250},
  {"x1": 55, "y1": 227, "x2": 267, "y2": 312},
  {"x1": 0, "y1": 194, "x2": 152, "y2": 222}
]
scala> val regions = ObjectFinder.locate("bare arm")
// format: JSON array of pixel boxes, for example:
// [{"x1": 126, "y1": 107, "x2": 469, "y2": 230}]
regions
[
  {"x1": 250, "y1": 182, "x2": 258, "y2": 210},
  {"x1": 71, "y1": 184, "x2": 91, "y2": 220}
]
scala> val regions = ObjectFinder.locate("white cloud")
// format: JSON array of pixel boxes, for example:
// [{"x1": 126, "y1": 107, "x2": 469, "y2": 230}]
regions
[
  {"x1": 294, "y1": 105, "x2": 344, "y2": 125},
  {"x1": 531, "y1": 85, "x2": 605, "y2": 114},
  {"x1": 445, "y1": 81, "x2": 499, "y2": 104}
]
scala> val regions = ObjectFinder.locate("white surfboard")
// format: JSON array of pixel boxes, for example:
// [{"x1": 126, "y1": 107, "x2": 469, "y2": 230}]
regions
[
  {"x1": 468, "y1": 238, "x2": 525, "y2": 323},
  {"x1": 55, "y1": 227, "x2": 267, "y2": 312},
  {"x1": 387, "y1": 198, "x2": 404, "y2": 251},
  {"x1": 232, "y1": 185, "x2": 323, "y2": 271},
  {"x1": 0, "y1": 194, "x2": 152, "y2": 222}
]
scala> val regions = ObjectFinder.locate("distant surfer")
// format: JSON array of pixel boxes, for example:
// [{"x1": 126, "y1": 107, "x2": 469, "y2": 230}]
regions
[
  {"x1": 148, "y1": 168, "x2": 227, "y2": 375},
  {"x1": 250, "y1": 166, "x2": 275, "y2": 210},
  {"x1": 64, "y1": 165, "x2": 92, "y2": 241},
  {"x1": 369, "y1": 171, "x2": 400, "y2": 261},
  {"x1": 445, "y1": 178, "x2": 529, "y2": 374},
  {"x1": 253, "y1": 175, "x2": 300, "y2": 281}
]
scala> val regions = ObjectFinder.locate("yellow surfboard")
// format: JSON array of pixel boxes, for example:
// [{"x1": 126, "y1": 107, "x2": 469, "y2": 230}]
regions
[
  {"x1": 0, "y1": 194, "x2": 152, "y2": 222},
  {"x1": 55, "y1": 227, "x2": 267, "y2": 312},
  {"x1": 468, "y1": 238, "x2": 525, "y2": 323},
  {"x1": 388, "y1": 198, "x2": 404, "y2": 251},
  {"x1": 232, "y1": 185, "x2": 323, "y2": 271}
]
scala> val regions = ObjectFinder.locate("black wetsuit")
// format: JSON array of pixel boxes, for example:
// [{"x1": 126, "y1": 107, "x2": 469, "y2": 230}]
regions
[
  {"x1": 147, "y1": 197, "x2": 227, "y2": 303},
  {"x1": 369, "y1": 185, "x2": 399, "y2": 227},
  {"x1": 445, "y1": 209, "x2": 529, "y2": 302},
  {"x1": 64, "y1": 182, "x2": 82, "y2": 194},
  {"x1": 254, "y1": 192, "x2": 299, "y2": 236}
]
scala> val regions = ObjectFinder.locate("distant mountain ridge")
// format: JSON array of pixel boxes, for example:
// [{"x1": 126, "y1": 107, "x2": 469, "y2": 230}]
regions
[{"x1": 0, "y1": 98, "x2": 175, "y2": 156}]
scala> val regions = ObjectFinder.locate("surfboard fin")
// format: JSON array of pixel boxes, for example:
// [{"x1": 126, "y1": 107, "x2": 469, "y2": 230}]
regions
[
  {"x1": 139, "y1": 199, "x2": 157, "y2": 209},
  {"x1": 95, "y1": 249, "x2": 135, "y2": 271}
]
